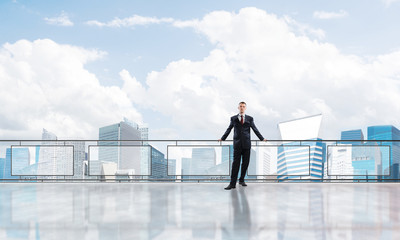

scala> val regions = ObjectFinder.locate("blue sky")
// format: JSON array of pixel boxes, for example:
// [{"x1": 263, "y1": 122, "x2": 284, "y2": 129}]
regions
[
  {"x1": 3, "y1": 0, "x2": 400, "y2": 84},
  {"x1": 1, "y1": 0, "x2": 400, "y2": 140}
]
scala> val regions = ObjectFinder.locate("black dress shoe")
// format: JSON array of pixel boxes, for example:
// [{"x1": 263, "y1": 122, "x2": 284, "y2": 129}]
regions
[
  {"x1": 239, "y1": 182, "x2": 247, "y2": 187},
  {"x1": 224, "y1": 184, "x2": 236, "y2": 190}
]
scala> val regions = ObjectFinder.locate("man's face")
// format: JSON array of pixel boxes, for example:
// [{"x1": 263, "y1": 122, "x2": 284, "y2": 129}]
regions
[{"x1": 238, "y1": 104, "x2": 246, "y2": 114}]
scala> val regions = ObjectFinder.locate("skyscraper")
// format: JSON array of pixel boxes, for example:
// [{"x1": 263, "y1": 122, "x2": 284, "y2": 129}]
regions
[
  {"x1": 39, "y1": 129, "x2": 73, "y2": 177},
  {"x1": 150, "y1": 146, "x2": 174, "y2": 179},
  {"x1": 277, "y1": 141, "x2": 324, "y2": 180},
  {"x1": 326, "y1": 145, "x2": 354, "y2": 179},
  {"x1": 168, "y1": 159, "x2": 176, "y2": 176},
  {"x1": 138, "y1": 123, "x2": 149, "y2": 142},
  {"x1": 351, "y1": 145, "x2": 384, "y2": 180},
  {"x1": 221, "y1": 145, "x2": 233, "y2": 163},
  {"x1": 190, "y1": 148, "x2": 216, "y2": 175},
  {"x1": 0, "y1": 158, "x2": 4, "y2": 179},
  {"x1": 39, "y1": 128, "x2": 57, "y2": 176},
  {"x1": 179, "y1": 147, "x2": 219, "y2": 180},
  {"x1": 341, "y1": 129, "x2": 364, "y2": 144},
  {"x1": 277, "y1": 115, "x2": 324, "y2": 180},
  {"x1": 10, "y1": 147, "x2": 30, "y2": 175},
  {"x1": 138, "y1": 123, "x2": 150, "y2": 176},
  {"x1": 246, "y1": 148, "x2": 257, "y2": 179},
  {"x1": 367, "y1": 125, "x2": 400, "y2": 179},
  {"x1": 3, "y1": 148, "x2": 18, "y2": 180},
  {"x1": 65, "y1": 140, "x2": 85, "y2": 179},
  {"x1": 259, "y1": 146, "x2": 277, "y2": 176},
  {"x1": 330, "y1": 129, "x2": 386, "y2": 181},
  {"x1": 42, "y1": 128, "x2": 57, "y2": 141},
  {"x1": 98, "y1": 119, "x2": 144, "y2": 176}
]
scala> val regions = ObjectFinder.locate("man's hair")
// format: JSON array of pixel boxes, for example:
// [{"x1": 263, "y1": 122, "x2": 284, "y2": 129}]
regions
[{"x1": 239, "y1": 101, "x2": 246, "y2": 106}]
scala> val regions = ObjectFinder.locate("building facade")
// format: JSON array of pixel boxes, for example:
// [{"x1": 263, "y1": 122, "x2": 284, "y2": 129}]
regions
[
  {"x1": 98, "y1": 119, "x2": 144, "y2": 177},
  {"x1": 368, "y1": 125, "x2": 400, "y2": 179}
]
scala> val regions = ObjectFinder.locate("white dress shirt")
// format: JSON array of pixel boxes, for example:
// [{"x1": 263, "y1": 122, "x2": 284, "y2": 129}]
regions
[{"x1": 238, "y1": 114, "x2": 245, "y2": 123}]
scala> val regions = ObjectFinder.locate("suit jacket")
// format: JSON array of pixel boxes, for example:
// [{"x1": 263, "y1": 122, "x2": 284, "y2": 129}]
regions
[{"x1": 221, "y1": 115, "x2": 264, "y2": 149}]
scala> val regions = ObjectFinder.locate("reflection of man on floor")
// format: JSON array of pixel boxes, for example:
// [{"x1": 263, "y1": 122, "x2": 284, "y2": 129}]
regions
[
  {"x1": 219, "y1": 102, "x2": 267, "y2": 190},
  {"x1": 223, "y1": 188, "x2": 251, "y2": 240}
]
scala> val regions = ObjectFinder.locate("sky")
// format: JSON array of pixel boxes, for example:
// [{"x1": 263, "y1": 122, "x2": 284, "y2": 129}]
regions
[{"x1": 1, "y1": 0, "x2": 400, "y2": 140}]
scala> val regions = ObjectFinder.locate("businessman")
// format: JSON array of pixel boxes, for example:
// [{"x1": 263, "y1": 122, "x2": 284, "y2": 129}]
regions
[{"x1": 219, "y1": 102, "x2": 266, "y2": 190}]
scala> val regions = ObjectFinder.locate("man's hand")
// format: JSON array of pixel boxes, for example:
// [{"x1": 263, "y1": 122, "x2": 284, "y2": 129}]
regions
[
  {"x1": 218, "y1": 139, "x2": 222, "y2": 141},
  {"x1": 263, "y1": 139, "x2": 268, "y2": 142}
]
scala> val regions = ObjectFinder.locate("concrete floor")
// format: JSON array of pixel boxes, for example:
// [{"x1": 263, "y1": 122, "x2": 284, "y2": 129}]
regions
[{"x1": 0, "y1": 183, "x2": 399, "y2": 240}]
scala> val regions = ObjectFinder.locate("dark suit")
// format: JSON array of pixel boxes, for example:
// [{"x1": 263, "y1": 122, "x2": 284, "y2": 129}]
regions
[{"x1": 221, "y1": 114, "x2": 264, "y2": 185}]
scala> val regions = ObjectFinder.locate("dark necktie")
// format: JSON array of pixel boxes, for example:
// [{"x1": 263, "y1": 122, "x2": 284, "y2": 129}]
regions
[{"x1": 241, "y1": 115, "x2": 244, "y2": 125}]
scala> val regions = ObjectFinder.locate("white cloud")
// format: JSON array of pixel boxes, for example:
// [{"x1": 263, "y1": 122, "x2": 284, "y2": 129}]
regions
[
  {"x1": 0, "y1": 39, "x2": 142, "y2": 139},
  {"x1": 44, "y1": 12, "x2": 74, "y2": 26},
  {"x1": 121, "y1": 7, "x2": 400, "y2": 139},
  {"x1": 86, "y1": 12, "x2": 325, "y2": 41},
  {"x1": 85, "y1": 15, "x2": 174, "y2": 27},
  {"x1": 313, "y1": 10, "x2": 348, "y2": 19},
  {"x1": 121, "y1": 69, "x2": 146, "y2": 103},
  {"x1": 172, "y1": 19, "x2": 199, "y2": 28},
  {"x1": 283, "y1": 15, "x2": 325, "y2": 39},
  {"x1": 382, "y1": 0, "x2": 400, "y2": 6}
]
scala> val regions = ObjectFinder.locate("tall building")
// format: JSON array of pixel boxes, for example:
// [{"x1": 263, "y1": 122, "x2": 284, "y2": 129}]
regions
[
  {"x1": 181, "y1": 157, "x2": 192, "y2": 176},
  {"x1": 351, "y1": 145, "x2": 384, "y2": 181},
  {"x1": 150, "y1": 147, "x2": 174, "y2": 179},
  {"x1": 277, "y1": 115, "x2": 324, "y2": 180},
  {"x1": 326, "y1": 145, "x2": 354, "y2": 179},
  {"x1": 180, "y1": 148, "x2": 218, "y2": 180},
  {"x1": 138, "y1": 124, "x2": 149, "y2": 142},
  {"x1": 190, "y1": 148, "x2": 216, "y2": 175},
  {"x1": 260, "y1": 148, "x2": 272, "y2": 176},
  {"x1": 221, "y1": 145, "x2": 233, "y2": 163},
  {"x1": 0, "y1": 158, "x2": 4, "y2": 179},
  {"x1": 168, "y1": 159, "x2": 176, "y2": 176},
  {"x1": 3, "y1": 148, "x2": 18, "y2": 180},
  {"x1": 253, "y1": 145, "x2": 277, "y2": 180},
  {"x1": 246, "y1": 148, "x2": 257, "y2": 179},
  {"x1": 367, "y1": 125, "x2": 400, "y2": 179},
  {"x1": 138, "y1": 124, "x2": 150, "y2": 176},
  {"x1": 10, "y1": 147, "x2": 30, "y2": 175},
  {"x1": 98, "y1": 119, "x2": 144, "y2": 176},
  {"x1": 341, "y1": 129, "x2": 364, "y2": 144},
  {"x1": 38, "y1": 129, "x2": 73, "y2": 177},
  {"x1": 40, "y1": 128, "x2": 57, "y2": 177},
  {"x1": 65, "y1": 140, "x2": 85, "y2": 179},
  {"x1": 330, "y1": 129, "x2": 386, "y2": 181},
  {"x1": 213, "y1": 145, "x2": 232, "y2": 180},
  {"x1": 277, "y1": 141, "x2": 324, "y2": 180},
  {"x1": 42, "y1": 128, "x2": 57, "y2": 140}
]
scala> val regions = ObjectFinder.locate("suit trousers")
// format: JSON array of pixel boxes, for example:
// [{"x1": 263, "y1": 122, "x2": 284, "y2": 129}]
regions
[{"x1": 230, "y1": 147, "x2": 251, "y2": 185}]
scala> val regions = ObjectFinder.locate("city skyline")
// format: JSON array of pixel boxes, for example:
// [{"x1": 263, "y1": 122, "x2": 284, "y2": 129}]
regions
[{"x1": 1, "y1": 116, "x2": 400, "y2": 181}]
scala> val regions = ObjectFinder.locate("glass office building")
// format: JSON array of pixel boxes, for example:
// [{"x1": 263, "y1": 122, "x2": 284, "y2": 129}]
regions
[
  {"x1": 277, "y1": 139, "x2": 324, "y2": 180},
  {"x1": 3, "y1": 149, "x2": 18, "y2": 180},
  {"x1": 331, "y1": 129, "x2": 385, "y2": 181},
  {"x1": 277, "y1": 115, "x2": 324, "y2": 180},
  {"x1": 0, "y1": 157, "x2": 5, "y2": 179},
  {"x1": 9, "y1": 147, "x2": 30, "y2": 176},
  {"x1": 341, "y1": 129, "x2": 364, "y2": 144},
  {"x1": 98, "y1": 120, "x2": 143, "y2": 176},
  {"x1": 368, "y1": 125, "x2": 400, "y2": 179},
  {"x1": 150, "y1": 146, "x2": 175, "y2": 179}
]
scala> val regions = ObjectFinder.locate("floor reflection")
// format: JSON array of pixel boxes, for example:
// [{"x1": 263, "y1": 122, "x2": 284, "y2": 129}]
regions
[
  {"x1": 0, "y1": 183, "x2": 399, "y2": 239},
  {"x1": 226, "y1": 188, "x2": 251, "y2": 240}
]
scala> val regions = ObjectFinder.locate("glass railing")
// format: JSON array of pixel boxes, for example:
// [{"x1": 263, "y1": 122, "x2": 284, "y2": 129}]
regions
[{"x1": 0, "y1": 140, "x2": 398, "y2": 182}]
